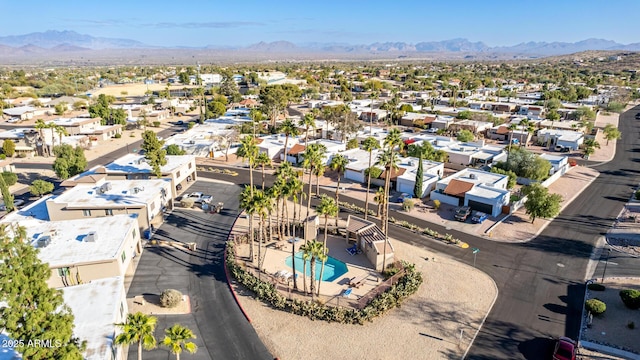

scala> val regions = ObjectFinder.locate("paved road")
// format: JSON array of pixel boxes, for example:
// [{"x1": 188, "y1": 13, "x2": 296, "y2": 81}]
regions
[
  {"x1": 126, "y1": 180, "x2": 272, "y2": 360},
  {"x1": 200, "y1": 106, "x2": 640, "y2": 359}
]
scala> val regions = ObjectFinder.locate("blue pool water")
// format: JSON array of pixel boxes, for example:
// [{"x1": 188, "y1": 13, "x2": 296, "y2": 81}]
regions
[{"x1": 285, "y1": 252, "x2": 348, "y2": 282}]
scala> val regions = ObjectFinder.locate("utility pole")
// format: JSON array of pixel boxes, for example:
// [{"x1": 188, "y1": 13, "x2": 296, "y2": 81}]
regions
[{"x1": 601, "y1": 247, "x2": 611, "y2": 283}]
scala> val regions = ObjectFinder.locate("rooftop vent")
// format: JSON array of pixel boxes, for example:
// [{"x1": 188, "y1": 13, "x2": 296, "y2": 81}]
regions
[
  {"x1": 85, "y1": 231, "x2": 97, "y2": 242},
  {"x1": 469, "y1": 173, "x2": 477, "y2": 179},
  {"x1": 37, "y1": 236, "x2": 51, "y2": 248}
]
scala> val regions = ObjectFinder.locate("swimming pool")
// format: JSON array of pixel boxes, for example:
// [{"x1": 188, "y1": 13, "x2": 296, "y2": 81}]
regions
[{"x1": 285, "y1": 252, "x2": 348, "y2": 282}]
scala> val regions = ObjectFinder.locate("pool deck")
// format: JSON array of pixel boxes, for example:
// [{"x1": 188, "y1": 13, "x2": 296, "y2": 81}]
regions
[{"x1": 230, "y1": 202, "x2": 383, "y2": 306}]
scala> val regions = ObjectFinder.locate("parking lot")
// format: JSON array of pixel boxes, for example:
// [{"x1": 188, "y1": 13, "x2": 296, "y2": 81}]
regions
[{"x1": 125, "y1": 179, "x2": 272, "y2": 360}]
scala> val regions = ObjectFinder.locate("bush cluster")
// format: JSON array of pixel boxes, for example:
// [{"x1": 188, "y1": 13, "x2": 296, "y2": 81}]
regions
[
  {"x1": 180, "y1": 198, "x2": 195, "y2": 208},
  {"x1": 619, "y1": 289, "x2": 640, "y2": 309},
  {"x1": 585, "y1": 298, "x2": 606, "y2": 316},
  {"x1": 226, "y1": 241, "x2": 423, "y2": 324},
  {"x1": 160, "y1": 289, "x2": 183, "y2": 308}
]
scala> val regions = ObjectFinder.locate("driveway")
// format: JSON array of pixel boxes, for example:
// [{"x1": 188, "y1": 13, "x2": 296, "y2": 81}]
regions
[{"x1": 125, "y1": 180, "x2": 272, "y2": 360}]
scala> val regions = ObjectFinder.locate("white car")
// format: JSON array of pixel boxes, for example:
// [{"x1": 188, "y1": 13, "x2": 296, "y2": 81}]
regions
[
  {"x1": 186, "y1": 192, "x2": 212, "y2": 204},
  {"x1": 0, "y1": 199, "x2": 25, "y2": 211}
]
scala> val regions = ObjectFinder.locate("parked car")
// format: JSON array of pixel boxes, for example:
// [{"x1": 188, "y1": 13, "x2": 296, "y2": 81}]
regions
[
  {"x1": 554, "y1": 145, "x2": 570, "y2": 153},
  {"x1": 471, "y1": 211, "x2": 488, "y2": 224},
  {"x1": 186, "y1": 192, "x2": 212, "y2": 204},
  {"x1": 552, "y1": 337, "x2": 576, "y2": 360},
  {"x1": 0, "y1": 199, "x2": 25, "y2": 211},
  {"x1": 425, "y1": 128, "x2": 438, "y2": 133},
  {"x1": 454, "y1": 206, "x2": 471, "y2": 221},
  {"x1": 395, "y1": 193, "x2": 413, "y2": 203}
]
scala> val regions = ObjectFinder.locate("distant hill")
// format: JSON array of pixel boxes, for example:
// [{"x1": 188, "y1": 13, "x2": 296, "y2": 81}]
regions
[
  {"x1": 0, "y1": 30, "x2": 149, "y2": 49},
  {"x1": 0, "y1": 30, "x2": 638, "y2": 64}
]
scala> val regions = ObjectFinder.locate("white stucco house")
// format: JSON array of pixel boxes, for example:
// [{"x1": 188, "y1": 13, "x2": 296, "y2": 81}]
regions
[
  {"x1": 536, "y1": 129, "x2": 584, "y2": 150},
  {"x1": 430, "y1": 168, "x2": 510, "y2": 217}
]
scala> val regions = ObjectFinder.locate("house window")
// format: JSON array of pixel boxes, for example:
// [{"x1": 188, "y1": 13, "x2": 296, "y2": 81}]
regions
[
  {"x1": 176, "y1": 171, "x2": 181, "y2": 178},
  {"x1": 105, "y1": 209, "x2": 113, "y2": 216},
  {"x1": 82, "y1": 210, "x2": 91, "y2": 217},
  {"x1": 132, "y1": 228, "x2": 137, "y2": 239},
  {"x1": 121, "y1": 251, "x2": 126, "y2": 263},
  {"x1": 57, "y1": 267, "x2": 70, "y2": 277},
  {"x1": 188, "y1": 163, "x2": 192, "y2": 169}
]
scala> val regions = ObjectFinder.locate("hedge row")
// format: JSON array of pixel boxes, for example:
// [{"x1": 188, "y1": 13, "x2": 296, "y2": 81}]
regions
[{"x1": 226, "y1": 241, "x2": 423, "y2": 324}]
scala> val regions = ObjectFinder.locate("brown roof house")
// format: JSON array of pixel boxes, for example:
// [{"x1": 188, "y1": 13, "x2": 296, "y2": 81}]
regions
[
  {"x1": 345, "y1": 215, "x2": 394, "y2": 271},
  {"x1": 430, "y1": 168, "x2": 510, "y2": 217}
]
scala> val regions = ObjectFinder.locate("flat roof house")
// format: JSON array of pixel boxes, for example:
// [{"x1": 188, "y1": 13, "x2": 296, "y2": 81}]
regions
[
  {"x1": 46, "y1": 179, "x2": 172, "y2": 237},
  {"x1": 61, "y1": 276, "x2": 128, "y2": 360},
  {"x1": 395, "y1": 157, "x2": 443, "y2": 198},
  {"x1": 430, "y1": 168, "x2": 510, "y2": 217},
  {"x1": 536, "y1": 129, "x2": 584, "y2": 150},
  {"x1": 342, "y1": 148, "x2": 382, "y2": 184},
  {"x1": 91, "y1": 153, "x2": 197, "y2": 197},
  {"x1": 18, "y1": 215, "x2": 139, "y2": 288}
]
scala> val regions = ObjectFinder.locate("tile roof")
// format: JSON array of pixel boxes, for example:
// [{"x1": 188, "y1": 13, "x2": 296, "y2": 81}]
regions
[
  {"x1": 496, "y1": 126, "x2": 510, "y2": 135},
  {"x1": 379, "y1": 167, "x2": 406, "y2": 180},
  {"x1": 288, "y1": 143, "x2": 306, "y2": 155},
  {"x1": 443, "y1": 178, "x2": 475, "y2": 197}
]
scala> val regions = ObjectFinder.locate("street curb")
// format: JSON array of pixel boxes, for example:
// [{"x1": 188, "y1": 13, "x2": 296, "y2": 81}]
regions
[
  {"x1": 461, "y1": 267, "x2": 499, "y2": 360},
  {"x1": 223, "y1": 214, "x2": 252, "y2": 324}
]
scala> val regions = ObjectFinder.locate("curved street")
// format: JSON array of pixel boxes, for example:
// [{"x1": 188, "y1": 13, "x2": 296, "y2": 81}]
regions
[{"x1": 201, "y1": 106, "x2": 640, "y2": 359}]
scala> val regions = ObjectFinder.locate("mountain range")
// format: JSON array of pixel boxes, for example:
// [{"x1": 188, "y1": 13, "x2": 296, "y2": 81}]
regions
[{"x1": 0, "y1": 30, "x2": 638, "y2": 62}]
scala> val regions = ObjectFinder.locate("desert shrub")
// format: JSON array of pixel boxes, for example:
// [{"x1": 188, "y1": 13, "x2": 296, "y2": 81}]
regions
[
  {"x1": 113, "y1": 133, "x2": 122, "y2": 139},
  {"x1": 585, "y1": 298, "x2": 606, "y2": 316},
  {"x1": 619, "y1": 289, "x2": 640, "y2": 309},
  {"x1": 187, "y1": 122, "x2": 195, "y2": 129},
  {"x1": 153, "y1": 121, "x2": 161, "y2": 127},
  {"x1": 1, "y1": 172, "x2": 18, "y2": 186},
  {"x1": 433, "y1": 199, "x2": 441, "y2": 210},
  {"x1": 0, "y1": 154, "x2": 5, "y2": 160},
  {"x1": 636, "y1": 189, "x2": 640, "y2": 201},
  {"x1": 346, "y1": 138, "x2": 359, "y2": 150},
  {"x1": 180, "y1": 198, "x2": 195, "y2": 208},
  {"x1": 402, "y1": 198, "x2": 414, "y2": 211},
  {"x1": 364, "y1": 166, "x2": 383, "y2": 180},
  {"x1": 588, "y1": 283, "x2": 606, "y2": 291},
  {"x1": 160, "y1": 289, "x2": 183, "y2": 308},
  {"x1": 628, "y1": 321, "x2": 635, "y2": 329}
]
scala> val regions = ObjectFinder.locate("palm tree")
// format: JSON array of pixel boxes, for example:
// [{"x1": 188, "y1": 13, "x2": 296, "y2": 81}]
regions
[
  {"x1": 329, "y1": 153, "x2": 348, "y2": 227},
  {"x1": 368, "y1": 91, "x2": 378, "y2": 134},
  {"x1": 298, "y1": 113, "x2": 316, "y2": 148},
  {"x1": 253, "y1": 189, "x2": 272, "y2": 270},
  {"x1": 302, "y1": 143, "x2": 326, "y2": 223},
  {"x1": 239, "y1": 185, "x2": 258, "y2": 262},
  {"x1": 362, "y1": 137, "x2": 380, "y2": 220},
  {"x1": 35, "y1": 119, "x2": 47, "y2": 140},
  {"x1": 254, "y1": 151, "x2": 271, "y2": 190},
  {"x1": 376, "y1": 146, "x2": 401, "y2": 272},
  {"x1": 507, "y1": 123, "x2": 518, "y2": 152},
  {"x1": 237, "y1": 136, "x2": 259, "y2": 191},
  {"x1": 162, "y1": 324, "x2": 197, "y2": 360},
  {"x1": 299, "y1": 240, "x2": 326, "y2": 299},
  {"x1": 280, "y1": 118, "x2": 299, "y2": 163},
  {"x1": 315, "y1": 195, "x2": 338, "y2": 295},
  {"x1": 115, "y1": 312, "x2": 158, "y2": 360},
  {"x1": 376, "y1": 148, "x2": 400, "y2": 235},
  {"x1": 519, "y1": 119, "x2": 530, "y2": 147},
  {"x1": 373, "y1": 187, "x2": 385, "y2": 217},
  {"x1": 54, "y1": 125, "x2": 68, "y2": 146},
  {"x1": 313, "y1": 144, "x2": 328, "y2": 196}
]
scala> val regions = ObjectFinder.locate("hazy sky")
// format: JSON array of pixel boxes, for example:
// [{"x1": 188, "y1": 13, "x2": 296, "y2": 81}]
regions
[{"x1": 4, "y1": 0, "x2": 639, "y2": 47}]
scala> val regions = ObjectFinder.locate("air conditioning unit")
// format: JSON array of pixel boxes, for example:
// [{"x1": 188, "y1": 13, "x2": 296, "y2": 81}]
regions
[
  {"x1": 100, "y1": 182, "x2": 112, "y2": 193},
  {"x1": 469, "y1": 173, "x2": 477, "y2": 179},
  {"x1": 37, "y1": 236, "x2": 51, "y2": 248},
  {"x1": 85, "y1": 231, "x2": 97, "y2": 242}
]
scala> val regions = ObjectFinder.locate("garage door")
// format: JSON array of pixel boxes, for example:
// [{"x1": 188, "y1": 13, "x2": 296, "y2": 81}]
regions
[{"x1": 467, "y1": 200, "x2": 493, "y2": 214}]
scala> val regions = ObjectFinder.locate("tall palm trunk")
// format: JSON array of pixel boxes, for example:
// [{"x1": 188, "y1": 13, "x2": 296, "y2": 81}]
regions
[
  {"x1": 283, "y1": 135, "x2": 289, "y2": 163},
  {"x1": 317, "y1": 215, "x2": 329, "y2": 296},
  {"x1": 301, "y1": 254, "x2": 307, "y2": 293},
  {"x1": 291, "y1": 212, "x2": 298, "y2": 294},
  {"x1": 305, "y1": 166, "x2": 314, "y2": 228},
  {"x1": 257, "y1": 215, "x2": 263, "y2": 272},
  {"x1": 261, "y1": 165, "x2": 266, "y2": 190},
  {"x1": 248, "y1": 159, "x2": 255, "y2": 261},
  {"x1": 138, "y1": 341, "x2": 142, "y2": 360},
  {"x1": 364, "y1": 153, "x2": 373, "y2": 220},
  {"x1": 334, "y1": 172, "x2": 341, "y2": 228},
  {"x1": 381, "y1": 155, "x2": 392, "y2": 271},
  {"x1": 310, "y1": 257, "x2": 316, "y2": 300},
  {"x1": 275, "y1": 198, "x2": 281, "y2": 240},
  {"x1": 315, "y1": 170, "x2": 321, "y2": 196}
]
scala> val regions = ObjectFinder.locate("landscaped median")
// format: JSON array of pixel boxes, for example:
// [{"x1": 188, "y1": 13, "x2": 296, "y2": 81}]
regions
[{"x1": 225, "y1": 240, "x2": 423, "y2": 324}]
